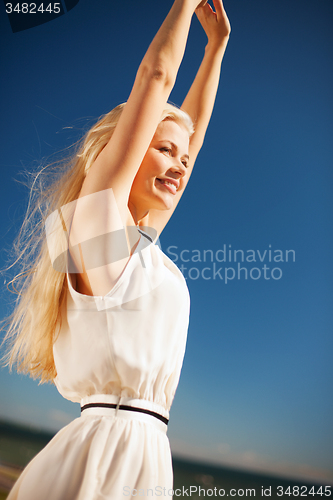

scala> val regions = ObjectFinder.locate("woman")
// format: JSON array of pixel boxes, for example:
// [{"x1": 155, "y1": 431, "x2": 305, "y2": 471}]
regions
[{"x1": 4, "y1": 0, "x2": 230, "y2": 498}]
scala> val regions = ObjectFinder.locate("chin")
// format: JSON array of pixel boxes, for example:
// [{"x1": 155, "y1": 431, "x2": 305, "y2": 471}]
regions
[
  {"x1": 148, "y1": 188, "x2": 174, "y2": 211},
  {"x1": 156, "y1": 194, "x2": 174, "y2": 211},
  {"x1": 149, "y1": 201, "x2": 173, "y2": 212}
]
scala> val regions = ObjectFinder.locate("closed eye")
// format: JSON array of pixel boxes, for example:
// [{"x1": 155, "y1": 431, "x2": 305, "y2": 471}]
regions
[{"x1": 159, "y1": 145, "x2": 188, "y2": 167}]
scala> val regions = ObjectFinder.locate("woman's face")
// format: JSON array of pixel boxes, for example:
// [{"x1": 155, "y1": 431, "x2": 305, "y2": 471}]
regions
[{"x1": 130, "y1": 119, "x2": 190, "y2": 215}]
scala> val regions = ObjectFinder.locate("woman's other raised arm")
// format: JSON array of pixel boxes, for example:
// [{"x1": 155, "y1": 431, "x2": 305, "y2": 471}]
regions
[
  {"x1": 182, "y1": 0, "x2": 230, "y2": 166},
  {"x1": 149, "y1": 0, "x2": 230, "y2": 235}
]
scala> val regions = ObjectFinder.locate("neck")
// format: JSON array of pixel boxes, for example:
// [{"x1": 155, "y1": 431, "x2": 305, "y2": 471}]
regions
[{"x1": 128, "y1": 201, "x2": 149, "y2": 227}]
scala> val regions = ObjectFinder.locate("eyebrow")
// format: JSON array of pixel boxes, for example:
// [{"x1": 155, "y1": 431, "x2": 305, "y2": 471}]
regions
[{"x1": 158, "y1": 140, "x2": 189, "y2": 160}]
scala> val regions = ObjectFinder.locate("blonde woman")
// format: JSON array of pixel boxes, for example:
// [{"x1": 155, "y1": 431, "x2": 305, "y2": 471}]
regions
[{"x1": 4, "y1": 0, "x2": 230, "y2": 498}]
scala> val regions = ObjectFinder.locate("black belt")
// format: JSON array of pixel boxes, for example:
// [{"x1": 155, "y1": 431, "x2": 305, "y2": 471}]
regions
[{"x1": 81, "y1": 402, "x2": 169, "y2": 426}]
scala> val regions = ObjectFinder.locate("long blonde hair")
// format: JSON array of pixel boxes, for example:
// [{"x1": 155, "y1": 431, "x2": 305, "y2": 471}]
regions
[{"x1": 1, "y1": 102, "x2": 194, "y2": 383}]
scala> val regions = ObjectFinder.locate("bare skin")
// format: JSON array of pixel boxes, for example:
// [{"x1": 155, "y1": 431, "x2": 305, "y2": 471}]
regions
[
  {"x1": 128, "y1": 120, "x2": 190, "y2": 224},
  {"x1": 72, "y1": 0, "x2": 231, "y2": 296}
]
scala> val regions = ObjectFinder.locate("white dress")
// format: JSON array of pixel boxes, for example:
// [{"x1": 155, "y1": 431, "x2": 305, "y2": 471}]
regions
[{"x1": 8, "y1": 227, "x2": 190, "y2": 499}]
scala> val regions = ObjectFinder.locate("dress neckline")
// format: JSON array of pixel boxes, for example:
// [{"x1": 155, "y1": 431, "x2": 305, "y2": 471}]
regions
[{"x1": 136, "y1": 226, "x2": 153, "y2": 243}]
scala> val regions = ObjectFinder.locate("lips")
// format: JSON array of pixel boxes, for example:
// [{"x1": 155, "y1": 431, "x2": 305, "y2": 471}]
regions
[{"x1": 156, "y1": 178, "x2": 179, "y2": 195}]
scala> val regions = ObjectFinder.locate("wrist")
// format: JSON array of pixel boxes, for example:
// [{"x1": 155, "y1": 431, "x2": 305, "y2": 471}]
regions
[{"x1": 205, "y1": 35, "x2": 229, "y2": 57}]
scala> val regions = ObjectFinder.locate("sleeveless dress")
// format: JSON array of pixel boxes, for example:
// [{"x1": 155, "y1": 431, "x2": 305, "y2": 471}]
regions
[{"x1": 7, "y1": 227, "x2": 190, "y2": 499}]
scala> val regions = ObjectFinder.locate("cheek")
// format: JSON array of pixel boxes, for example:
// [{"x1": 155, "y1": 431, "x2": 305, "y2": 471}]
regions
[
  {"x1": 179, "y1": 172, "x2": 188, "y2": 190},
  {"x1": 147, "y1": 156, "x2": 166, "y2": 178},
  {"x1": 134, "y1": 163, "x2": 157, "y2": 189},
  {"x1": 135, "y1": 151, "x2": 167, "y2": 185}
]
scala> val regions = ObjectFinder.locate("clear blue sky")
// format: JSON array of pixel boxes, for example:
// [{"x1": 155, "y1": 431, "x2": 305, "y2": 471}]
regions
[{"x1": 0, "y1": 0, "x2": 332, "y2": 483}]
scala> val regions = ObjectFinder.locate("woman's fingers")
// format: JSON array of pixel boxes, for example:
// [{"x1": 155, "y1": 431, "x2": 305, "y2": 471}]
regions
[
  {"x1": 212, "y1": 0, "x2": 230, "y2": 30},
  {"x1": 212, "y1": 0, "x2": 231, "y2": 29},
  {"x1": 196, "y1": 1, "x2": 217, "y2": 27},
  {"x1": 196, "y1": 2, "x2": 211, "y2": 17},
  {"x1": 211, "y1": 0, "x2": 224, "y2": 18},
  {"x1": 196, "y1": 0, "x2": 231, "y2": 41}
]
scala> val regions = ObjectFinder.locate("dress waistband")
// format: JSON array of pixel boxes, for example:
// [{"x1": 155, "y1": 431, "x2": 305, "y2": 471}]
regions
[{"x1": 80, "y1": 394, "x2": 169, "y2": 433}]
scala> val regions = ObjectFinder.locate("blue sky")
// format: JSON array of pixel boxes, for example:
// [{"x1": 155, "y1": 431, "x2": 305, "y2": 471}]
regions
[{"x1": 0, "y1": 0, "x2": 332, "y2": 483}]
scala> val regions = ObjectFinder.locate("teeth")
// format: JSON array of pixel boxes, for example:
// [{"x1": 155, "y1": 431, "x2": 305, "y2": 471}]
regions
[{"x1": 160, "y1": 180, "x2": 176, "y2": 189}]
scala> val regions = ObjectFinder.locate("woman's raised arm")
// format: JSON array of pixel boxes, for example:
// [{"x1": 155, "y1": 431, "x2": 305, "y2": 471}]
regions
[
  {"x1": 68, "y1": 0, "x2": 207, "y2": 297},
  {"x1": 182, "y1": 0, "x2": 230, "y2": 163},
  {"x1": 79, "y1": 0, "x2": 207, "y2": 216}
]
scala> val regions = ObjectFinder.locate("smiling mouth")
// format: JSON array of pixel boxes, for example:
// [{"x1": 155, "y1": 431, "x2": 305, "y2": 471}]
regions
[{"x1": 156, "y1": 178, "x2": 177, "y2": 195}]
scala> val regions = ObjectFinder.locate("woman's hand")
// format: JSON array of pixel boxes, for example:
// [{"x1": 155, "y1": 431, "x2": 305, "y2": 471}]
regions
[
  {"x1": 183, "y1": 0, "x2": 208, "y2": 11},
  {"x1": 196, "y1": 0, "x2": 231, "y2": 49}
]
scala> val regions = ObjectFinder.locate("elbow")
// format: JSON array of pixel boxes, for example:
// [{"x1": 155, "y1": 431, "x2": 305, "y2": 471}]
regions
[
  {"x1": 137, "y1": 60, "x2": 175, "y2": 89},
  {"x1": 150, "y1": 64, "x2": 169, "y2": 82}
]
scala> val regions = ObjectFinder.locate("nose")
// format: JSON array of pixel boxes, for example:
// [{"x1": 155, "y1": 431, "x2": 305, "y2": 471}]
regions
[{"x1": 171, "y1": 158, "x2": 187, "y2": 177}]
